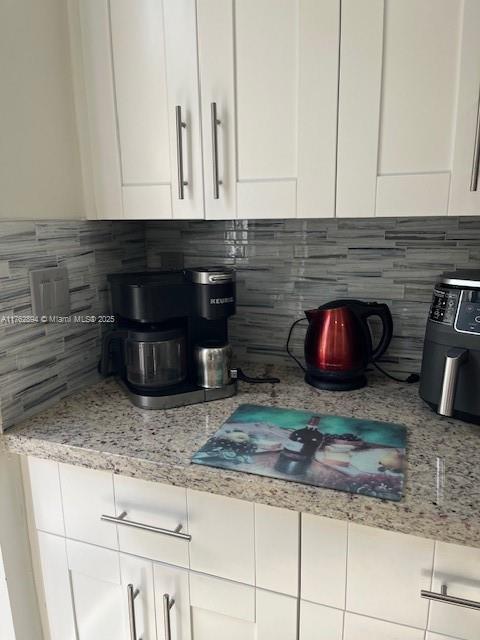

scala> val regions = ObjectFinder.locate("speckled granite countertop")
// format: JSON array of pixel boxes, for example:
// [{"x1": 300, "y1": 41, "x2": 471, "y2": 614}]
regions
[{"x1": 2, "y1": 366, "x2": 480, "y2": 547}]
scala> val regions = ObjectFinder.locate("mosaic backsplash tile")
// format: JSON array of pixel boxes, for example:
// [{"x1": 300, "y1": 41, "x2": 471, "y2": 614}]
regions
[
  {"x1": 146, "y1": 217, "x2": 480, "y2": 377},
  {"x1": 0, "y1": 220, "x2": 144, "y2": 431},
  {"x1": 2, "y1": 215, "x2": 480, "y2": 430}
]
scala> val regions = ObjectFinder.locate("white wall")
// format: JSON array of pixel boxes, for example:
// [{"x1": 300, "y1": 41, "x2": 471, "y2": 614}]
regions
[
  {"x1": 0, "y1": 453, "x2": 43, "y2": 640},
  {"x1": 0, "y1": 546, "x2": 15, "y2": 640},
  {"x1": 0, "y1": 0, "x2": 84, "y2": 218}
]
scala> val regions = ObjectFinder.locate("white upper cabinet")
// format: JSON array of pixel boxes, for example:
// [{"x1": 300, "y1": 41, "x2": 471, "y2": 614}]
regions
[
  {"x1": 449, "y1": 1, "x2": 480, "y2": 215},
  {"x1": 337, "y1": 0, "x2": 480, "y2": 218},
  {"x1": 197, "y1": 0, "x2": 339, "y2": 219},
  {"x1": 74, "y1": 0, "x2": 203, "y2": 219}
]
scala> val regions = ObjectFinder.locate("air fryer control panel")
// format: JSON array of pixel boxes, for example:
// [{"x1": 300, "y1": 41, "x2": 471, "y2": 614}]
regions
[
  {"x1": 429, "y1": 287, "x2": 480, "y2": 334},
  {"x1": 455, "y1": 290, "x2": 480, "y2": 334},
  {"x1": 429, "y1": 288, "x2": 460, "y2": 325}
]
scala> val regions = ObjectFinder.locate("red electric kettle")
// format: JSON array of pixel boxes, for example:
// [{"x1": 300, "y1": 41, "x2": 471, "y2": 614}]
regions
[{"x1": 287, "y1": 299, "x2": 393, "y2": 391}]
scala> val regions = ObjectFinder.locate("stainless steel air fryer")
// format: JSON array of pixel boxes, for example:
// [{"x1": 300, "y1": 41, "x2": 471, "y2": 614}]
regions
[{"x1": 420, "y1": 270, "x2": 480, "y2": 424}]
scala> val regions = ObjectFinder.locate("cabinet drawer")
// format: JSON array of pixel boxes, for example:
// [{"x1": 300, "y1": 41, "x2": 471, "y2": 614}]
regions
[
  {"x1": 111, "y1": 475, "x2": 189, "y2": 567},
  {"x1": 344, "y1": 612, "x2": 424, "y2": 640},
  {"x1": 301, "y1": 513, "x2": 347, "y2": 609},
  {"x1": 59, "y1": 463, "x2": 117, "y2": 549},
  {"x1": 188, "y1": 489, "x2": 255, "y2": 584},
  {"x1": 427, "y1": 541, "x2": 480, "y2": 640},
  {"x1": 346, "y1": 523, "x2": 434, "y2": 629}
]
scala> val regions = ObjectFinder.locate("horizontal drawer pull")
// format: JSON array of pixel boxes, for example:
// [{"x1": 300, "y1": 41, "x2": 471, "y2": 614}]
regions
[
  {"x1": 101, "y1": 511, "x2": 191, "y2": 541},
  {"x1": 421, "y1": 585, "x2": 480, "y2": 611}
]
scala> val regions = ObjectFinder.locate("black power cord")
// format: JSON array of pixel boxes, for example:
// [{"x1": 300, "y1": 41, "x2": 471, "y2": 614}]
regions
[
  {"x1": 286, "y1": 318, "x2": 307, "y2": 372},
  {"x1": 372, "y1": 362, "x2": 420, "y2": 384}
]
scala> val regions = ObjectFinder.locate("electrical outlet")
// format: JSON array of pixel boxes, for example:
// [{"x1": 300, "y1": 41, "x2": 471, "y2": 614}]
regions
[{"x1": 29, "y1": 267, "x2": 70, "y2": 319}]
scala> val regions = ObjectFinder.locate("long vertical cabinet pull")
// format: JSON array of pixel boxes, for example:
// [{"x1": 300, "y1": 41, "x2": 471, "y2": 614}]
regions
[
  {"x1": 471, "y1": 85, "x2": 480, "y2": 191},
  {"x1": 163, "y1": 594, "x2": 175, "y2": 640},
  {"x1": 211, "y1": 102, "x2": 221, "y2": 199},
  {"x1": 127, "y1": 584, "x2": 140, "y2": 640},
  {"x1": 175, "y1": 106, "x2": 188, "y2": 199}
]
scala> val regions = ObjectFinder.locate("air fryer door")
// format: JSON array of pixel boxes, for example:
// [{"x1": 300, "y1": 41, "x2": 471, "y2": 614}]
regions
[{"x1": 420, "y1": 338, "x2": 480, "y2": 424}]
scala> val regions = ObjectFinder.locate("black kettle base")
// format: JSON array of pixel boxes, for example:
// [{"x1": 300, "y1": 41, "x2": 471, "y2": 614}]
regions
[{"x1": 305, "y1": 372, "x2": 367, "y2": 392}]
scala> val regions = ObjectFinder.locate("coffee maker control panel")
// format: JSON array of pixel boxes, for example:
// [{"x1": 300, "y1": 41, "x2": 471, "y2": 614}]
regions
[
  {"x1": 454, "y1": 290, "x2": 480, "y2": 334},
  {"x1": 429, "y1": 288, "x2": 460, "y2": 325}
]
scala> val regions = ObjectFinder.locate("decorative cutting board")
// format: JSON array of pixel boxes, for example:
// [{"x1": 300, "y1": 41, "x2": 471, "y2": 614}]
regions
[{"x1": 192, "y1": 404, "x2": 406, "y2": 501}]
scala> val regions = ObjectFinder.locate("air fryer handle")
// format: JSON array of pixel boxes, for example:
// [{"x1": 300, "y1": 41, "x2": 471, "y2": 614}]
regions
[
  {"x1": 99, "y1": 329, "x2": 128, "y2": 377},
  {"x1": 358, "y1": 303, "x2": 393, "y2": 362},
  {"x1": 438, "y1": 348, "x2": 468, "y2": 417}
]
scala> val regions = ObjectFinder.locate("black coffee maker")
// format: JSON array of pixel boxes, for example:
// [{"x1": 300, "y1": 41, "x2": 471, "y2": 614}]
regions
[
  {"x1": 420, "y1": 270, "x2": 480, "y2": 424},
  {"x1": 100, "y1": 267, "x2": 237, "y2": 409}
]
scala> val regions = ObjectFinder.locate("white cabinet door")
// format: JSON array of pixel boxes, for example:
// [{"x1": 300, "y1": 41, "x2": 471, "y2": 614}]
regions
[
  {"x1": 449, "y1": 1, "x2": 480, "y2": 215},
  {"x1": 75, "y1": 0, "x2": 203, "y2": 220},
  {"x1": 299, "y1": 601, "x2": 344, "y2": 640},
  {"x1": 346, "y1": 523, "x2": 434, "y2": 629},
  {"x1": 154, "y1": 566, "x2": 297, "y2": 640},
  {"x1": 188, "y1": 573, "x2": 297, "y2": 640},
  {"x1": 197, "y1": 0, "x2": 339, "y2": 219},
  {"x1": 120, "y1": 553, "x2": 158, "y2": 640},
  {"x1": 428, "y1": 541, "x2": 480, "y2": 640},
  {"x1": 187, "y1": 490, "x2": 255, "y2": 584},
  {"x1": 37, "y1": 532, "x2": 76, "y2": 640},
  {"x1": 66, "y1": 539, "x2": 128, "y2": 640},
  {"x1": 337, "y1": 0, "x2": 466, "y2": 217}
]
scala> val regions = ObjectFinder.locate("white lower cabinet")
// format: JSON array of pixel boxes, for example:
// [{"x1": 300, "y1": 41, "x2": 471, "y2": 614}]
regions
[
  {"x1": 59, "y1": 463, "x2": 117, "y2": 549},
  {"x1": 346, "y1": 523, "x2": 435, "y2": 629},
  {"x1": 187, "y1": 489, "x2": 255, "y2": 585},
  {"x1": 299, "y1": 601, "x2": 344, "y2": 640},
  {"x1": 301, "y1": 513, "x2": 347, "y2": 609},
  {"x1": 343, "y1": 612, "x2": 424, "y2": 640},
  {"x1": 154, "y1": 566, "x2": 297, "y2": 640},
  {"x1": 428, "y1": 541, "x2": 480, "y2": 640},
  {"x1": 114, "y1": 474, "x2": 190, "y2": 568},
  {"x1": 28, "y1": 458, "x2": 480, "y2": 640}
]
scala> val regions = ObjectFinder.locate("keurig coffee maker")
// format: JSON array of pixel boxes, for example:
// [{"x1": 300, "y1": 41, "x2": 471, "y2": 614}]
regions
[
  {"x1": 420, "y1": 270, "x2": 480, "y2": 424},
  {"x1": 100, "y1": 267, "x2": 237, "y2": 409}
]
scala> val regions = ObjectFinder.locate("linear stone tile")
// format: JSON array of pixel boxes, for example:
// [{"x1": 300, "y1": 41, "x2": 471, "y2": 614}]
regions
[
  {"x1": 146, "y1": 217, "x2": 480, "y2": 378},
  {"x1": 0, "y1": 219, "x2": 145, "y2": 431}
]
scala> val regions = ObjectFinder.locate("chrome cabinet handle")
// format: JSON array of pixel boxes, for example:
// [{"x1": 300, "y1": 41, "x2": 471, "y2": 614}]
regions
[
  {"x1": 163, "y1": 594, "x2": 175, "y2": 640},
  {"x1": 438, "y1": 347, "x2": 468, "y2": 417},
  {"x1": 175, "y1": 105, "x2": 188, "y2": 200},
  {"x1": 421, "y1": 584, "x2": 480, "y2": 611},
  {"x1": 101, "y1": 512, "x2": 191, "y2": 541},
  {"x1": 470, "y1": 85, "x2": 480, "y2": 192},
  {"x1": 211, "y1": 102, "x2": 221, "y2": 199},
  {"x1": 127, "y1": 584, "x2": 140, "y2": 640}
]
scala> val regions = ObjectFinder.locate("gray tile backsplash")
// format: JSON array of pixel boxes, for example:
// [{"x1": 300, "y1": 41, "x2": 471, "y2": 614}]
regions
[
  {"x1": 146, "y1": 217, "x2": 480, "y2": 377},
  {"x1": 2, "y1": 216, "x2": 480, "y2": 430},
  {"x1": 0, "y1": 220, "x2": 144, "y2": 431}
]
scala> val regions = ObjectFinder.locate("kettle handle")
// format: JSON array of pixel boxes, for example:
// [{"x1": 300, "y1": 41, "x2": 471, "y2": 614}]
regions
[{"x1": 356, "y1": 302, "x2": 393, "y2": 362}]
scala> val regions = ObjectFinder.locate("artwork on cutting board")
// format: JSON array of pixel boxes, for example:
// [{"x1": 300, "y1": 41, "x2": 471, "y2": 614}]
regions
[{"x1": 192, "y1": 404, "x2": 406, "y2": 501}]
